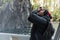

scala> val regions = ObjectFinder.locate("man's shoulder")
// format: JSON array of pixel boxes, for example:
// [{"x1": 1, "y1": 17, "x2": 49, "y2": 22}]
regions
[{"x1": 32, "y1": 10, "x2": 38, "y2": 13}]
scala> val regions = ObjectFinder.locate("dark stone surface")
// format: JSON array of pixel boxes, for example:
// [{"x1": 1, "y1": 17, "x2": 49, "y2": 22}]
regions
[
  {"x1": 0, "y1": 0, "x2": 31, "y2": 34},
  {"x1": 54, "y1": 22, "x2": 60, "y2": 40}
]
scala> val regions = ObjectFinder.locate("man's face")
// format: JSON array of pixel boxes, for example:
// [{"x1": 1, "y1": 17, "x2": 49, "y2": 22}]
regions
[
  {"x1": 38, "y1": 10, "x2": 45, "y2": 16},
  {"x1": 37, "y1": 7, "x2": 42, "y2": 11}
]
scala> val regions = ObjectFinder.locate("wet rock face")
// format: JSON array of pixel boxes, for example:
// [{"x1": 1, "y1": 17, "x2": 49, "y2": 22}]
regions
[
  {"x1": 0, "y1": 0, "x2": 31, "y2": 34},
  {"x1": 54, "y1": 22, "x2": 60, "y2": 40}
]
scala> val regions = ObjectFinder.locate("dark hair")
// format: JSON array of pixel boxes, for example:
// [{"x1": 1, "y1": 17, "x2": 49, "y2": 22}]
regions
[
  {"x1": 44, "y1": 10, "x2": 48, "y2": 15},
  {"x1": 39, "y1": 7, "x2": 42, "y2": 8}
]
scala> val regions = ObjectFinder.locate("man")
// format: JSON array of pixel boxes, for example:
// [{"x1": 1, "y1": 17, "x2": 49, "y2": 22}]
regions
[
  {"x1": 38, "y1": 7, "x2": 52, "y2": 19},
  {"x1": 28, "y1": 8, "x2": 51, "y2": 40}
]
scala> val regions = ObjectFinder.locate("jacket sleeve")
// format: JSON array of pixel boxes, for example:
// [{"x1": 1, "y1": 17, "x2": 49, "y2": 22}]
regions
[
  {"x1": 28, "y1": 11, "x2": 48, "y2": 24},
  {"x1": 42, "y1": 15, "x2": 50, "y2": 22}
]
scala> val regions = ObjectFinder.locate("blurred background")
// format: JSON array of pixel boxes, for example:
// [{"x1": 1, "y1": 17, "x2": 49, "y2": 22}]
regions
[{"x1": 0, "y1": 0, "x2": 60, "y2": 40}]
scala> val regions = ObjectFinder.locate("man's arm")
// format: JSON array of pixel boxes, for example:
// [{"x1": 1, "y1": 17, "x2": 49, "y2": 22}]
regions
[
  {"x1": 42, "y1": 15, "x2": 50, "y2": 22},
  {"x1": 28, "y1": 11, "x2": 48, "y2": 25}
]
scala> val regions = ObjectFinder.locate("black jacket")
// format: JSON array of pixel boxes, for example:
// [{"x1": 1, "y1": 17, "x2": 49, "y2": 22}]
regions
[
  {"x1": 28, "y1": 10, "x2": 50, "y2": 25},
  {"x1": 28, "y1": 10, "x2": 50, "y2": 40}
]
